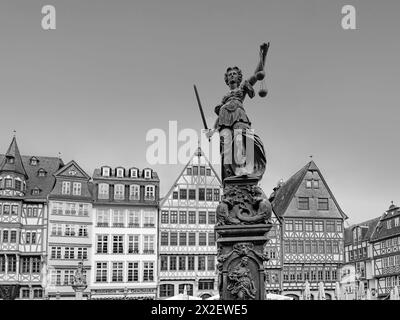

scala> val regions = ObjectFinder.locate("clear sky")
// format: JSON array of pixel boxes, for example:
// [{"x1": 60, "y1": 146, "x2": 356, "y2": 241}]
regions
[{"x1": 0, "y1": 0, "x2": 399, "y2": 225}]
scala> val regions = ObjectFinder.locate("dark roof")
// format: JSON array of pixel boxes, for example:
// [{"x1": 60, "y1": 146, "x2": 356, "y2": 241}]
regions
[
  {"x1": 0, "y1": 137, "x2": 28, "y2": 178},
  {"x1": 271, "y1": 160, "x2": 347, "y2": 219},
  {"x1": 370, "y1": 205, "x2": 400, "y2": 242},
  {"x1": 344, "y1": 217, "x2": 380, "y2": 245},
  {"x1": 0, "y1": 154, "x2": 63, "y2": 200}
]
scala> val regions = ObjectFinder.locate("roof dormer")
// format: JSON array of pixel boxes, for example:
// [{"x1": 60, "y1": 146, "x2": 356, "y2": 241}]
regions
[
  {"x1": 38, "y1": 168, "x2": 47, "y2": 177},
  {"x1": 101, "y1": 166, "x2": 111, "y2": 177},
  {"x1": 116, "y1": 167, "x2": 125, "y2": 178},
  {"x1": 130, "y1": 167, "x2": 138, "y2": 178},
  {"x1": 143, "y1": 168, "x2": 152, "y2": 179},
  {"x1": 30, "y1": 157, "x2": 39, "y2": 166}
]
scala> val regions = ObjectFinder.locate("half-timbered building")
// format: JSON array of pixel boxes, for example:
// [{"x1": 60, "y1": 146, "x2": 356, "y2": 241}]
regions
[
  {"x1": 342, "y1": 217, "x2": 380, "y2": 299},
  {"x1": 158, "y1": 148, "x2": 222, "y2": 299},
  {"x1": 271, "y1": 160, "x2": 347, "y2": 299},
  {"x1": 370, "y1": 203, "x2": 400, "y2": 298},
  {"x1": 90, "y1": 165, "x2": 159, "y2": 299},
  {"x1": 46, "y1": 160, "x2": 93, "y2": 299},
  {"x1": 0, "y1": 137, "x2": 63, "y2": 299}
]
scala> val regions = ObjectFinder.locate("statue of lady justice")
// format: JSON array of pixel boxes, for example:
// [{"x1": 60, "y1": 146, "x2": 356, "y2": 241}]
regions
[{"x1": 205, "y1": 43, "x2": 270, "y2": 182}]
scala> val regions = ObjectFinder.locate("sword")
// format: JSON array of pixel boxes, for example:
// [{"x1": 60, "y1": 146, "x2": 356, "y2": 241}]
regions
[{"x1": 193, "y1": 84, "x2": 208, "y2": 130}]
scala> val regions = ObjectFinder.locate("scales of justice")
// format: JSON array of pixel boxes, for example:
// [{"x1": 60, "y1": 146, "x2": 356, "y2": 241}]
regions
[{"x1": 194, "y1": 42, "x2": 273, "y2": 300}]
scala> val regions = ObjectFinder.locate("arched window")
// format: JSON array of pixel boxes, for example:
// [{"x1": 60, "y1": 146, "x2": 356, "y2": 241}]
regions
[
  {"x1": 129, "y1": 185, "x2": 140, "y2": 200},
  {"x1": 116, "y1": 168, "x2": 125, "y2": 178},
  {"x1": 98, "y1": 183, "x2": 109, "y2": 199},
  {"x1": 101, "y1": 166, "x2": 111, "y2": 177},
  {"x1": 144, "y1": 169, "x2": 152, "y2": 179},
  {"x1": 159, "y1": 284, "x2": 174, "y2": 298},
  {"x1": 130, "y1": 168, "x2": 138, "y2": 178}
]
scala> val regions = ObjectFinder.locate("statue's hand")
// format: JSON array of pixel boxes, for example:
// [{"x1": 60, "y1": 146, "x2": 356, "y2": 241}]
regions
[{"x1": 205, "y1": 129, "x2": 216, "y2": 139}]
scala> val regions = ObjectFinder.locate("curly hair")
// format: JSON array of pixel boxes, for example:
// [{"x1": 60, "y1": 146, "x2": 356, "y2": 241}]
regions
[{"x1": 224, "y1": 66, "x2": 242, "y2": 86}]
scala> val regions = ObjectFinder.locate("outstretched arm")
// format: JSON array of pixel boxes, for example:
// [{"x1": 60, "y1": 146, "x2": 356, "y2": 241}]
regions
[{"x1": 248, "y1": 42, "x2": 270, "y2": 86}]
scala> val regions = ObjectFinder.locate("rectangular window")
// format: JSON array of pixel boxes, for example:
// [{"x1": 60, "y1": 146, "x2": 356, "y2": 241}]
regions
[
  {"x1": 333, "y1": 242, "x2": 339, "y2": 254},
  {"x1": 172, "y1": 191, "x2": 178, "y2": 199},
  {"x1": 161, "y1": 232, "x2": 169, "y2": 246},
  {"x1": 78, "y1": 225, "x2": 88, "y2": 237},
  {"x1": 72, "y1": 182, "x2": 82, "y2": 196},
  {"x1": 96, "y1": 210, "x2": 109, "y2": 227},
  {"x1": 315, "y1": 221, "x2": 324, "y2": 232},
  {"x1": 129, "y1": 184, "x2": 140, "y2": 200},
  {"x1": 312, "y1": 241, "x2": 318, "y2": 254},
  {"x1": 305, "y1": 220, "x2": 313, "y2": 232},
  {"x1": 10, "y1": 231, "x2": 17, "y2": 243},
  {"x1": 179, "y1": 232, "x2": 187, "y2": 246},
  {"x1": 200, "y1": 166, "x2": 205, "y2": 176},
  {"x1": 188, "y1": 256, "x2": 195, "y2": 270},
  {"x1": 318, "y1": 198, "x2": 329, "y2": 210},
  {"x1": 179, "y1": 189, "x2": 187, "y2": 200},
  {"x1": 11, "y1": 205, "x2": 18, "y2": 215},
  {"x1": 61, "y1": 181, "x2": 71, "y2": 195},
  {"x1": 97, "y1": 235, "x2": 108, "y2": 254},
  {"x1": 208, "y1": 211, "x2": 216, "y2": 224},
  {"x1": 188, "y1": 233, "x2": 196, "y2": 246},
  {"x1": 306, "y1": 180, "x2": 312, "y2": 188},
  {"x1": 305, "y1": 241, "x2": 311, "y2": 254},
  {"x1": 326, "y1": 221, "x2": 335, "y2": 232},
  {"x1": 170, "y1": 211, "x2": 178, "y2": 224},
  {"x1": 199, "y1": 188, "x2": 205, "y2": 201},
  {"x1": 193, "y1": 166, "x2": 198, "y2": 175},
  {"x1": 298, "y1": 197, "x2": 309, "y2": 210},
  {"x1": 188, "y1": 211, "x2": 196, "y2": 224},
  {"x1": 313, "y1": 180, "x2": 319, "y2": 189},
  {"x1": 64, "y1": 247, "x2": 75, "y2": 259},
  {"x1": 160, "y1": 256, "x2": 168, "y2": 271},
  {"x1": 326, "y1": 240, "x2": 332, "y2": 254},
  {"x1": 214, "y1": 189, "x2": 220, "y2": 201},
  {"x1": 206, "y1": 189, "x2": 213, "y2": 201},
  {"x1": 112, "y1": 209, "x2": 125, "y2": 227},
  {"x1": 65, "y1": 224, "x2": 76, "y2": 236},
  {"x1": 112, "y1": 262, "x2": 124, "y2": 282},
  {"x1": 179, "y1": 211, "x2": 187, "y2": 224},
  {"x1": 284, "y1": 241, "x2": 290, "y2": 253},
  {"x1": 199, "y1": 233, "x2": 207, "y2": 246},
  {"x1": 96, "y1": 262, "x2": 108, "y2": 282},
  {"x1": 169, "y1": 256, "x2": 177, "y2": 271},
  {"x1": 186, "y1": 167, "x2": 192, "y2": 175},
  {"x1": 143, "y1": 211, "x2": 155, "y2": 228},
  {"x1": 179, "y1": 256, "x2": 186, "y2": 271},
  {"x1": 21, "y1": 257, "x2": 30, "y2": 273},
  {"x1": 285, "y1": 220, "x2": 293, "y2": 231},
  {"x1": 290, "y1": 240, "x2": 297, "y2": 254},
  {"x1": 127, "y1": 262, "x2": 139, "y2": 282},
  {"x1": 143, "y1": 235, "x2": 154, "y2": 254},
  {"x1": 207, "y1": 255, "x2": 215, "y2": 271},
  {"x1": 208, "y1": 232, "x2": 215, "y2": 246},
  {"x1": 206, "y1": 168, "x2": 211, "y2": 176},
  {"x1": 318, "y1": 241, "x2": 325, "y2": 254},
  {"x1": 98, "y1": 183, "x2": 109, "y2": 199},
  {"x1": 199, "y1": 211, "x2": 207, "y2": 224},
  {"x1": 144, "y1": 185, "x2": 155, "y2": 200},
  {"x1": 336, "y1": 221, "x2": 343, "y2": 232},
  {"x1": 114, "y1": 184, "x2": 125, "y2": 200},
  {"x1": 198, "y1": 256, "x2": 206, "y2": 271},
  {"x1": 77, "y1": 248, "x2": 88, "y2": 260},
  {"x1": 297, "y1": 241, "x2": 304, "y2": 254},
  {"x1": 161, "y1": 211, "x2": 169, "y2": 224},
  {"x1": 128, "y1": 210, "x2": 140, "y2": 227},
  {"x1": 128, "y1": 235, "x2": 140, "y2": 254},
  {"x1": 113, "y1": 235, "x2": 124, "y2": 254},
  {"x1": 143, "y1": 262, "x2": 154, "y2": 282},
  {"x1": 189, "y1": 189, "x2": 196, "y2": 200},
  {"x1": 295, "y1": 220, "x2": 303, "y2": 232},
  {"x1": 198, "y1": 280, "x2": 214, "y2": 290},
  {"x1": 170, "y1": 232, "x2": 178, "y2": 246},
  {"x1": 387, "y1": 220, "x2": 392, "y2": 229}
]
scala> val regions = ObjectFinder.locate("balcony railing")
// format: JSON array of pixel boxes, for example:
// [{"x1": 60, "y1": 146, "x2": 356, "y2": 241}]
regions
[
  {"x1": 97, "y1": 222, "x2": 109, "y2": 227},
  {"x1": 113, "y1": 223, "x2": 124, "y2": 228},
  {"x1": 128, "y1": 223, "x2": 140, "y2": 228},
  {"x1": 143, "y1": 223, "x2": 155, "y2": 228},
  {"x1": 143, "y1": 250, "x2": 155, "y2": 254}
]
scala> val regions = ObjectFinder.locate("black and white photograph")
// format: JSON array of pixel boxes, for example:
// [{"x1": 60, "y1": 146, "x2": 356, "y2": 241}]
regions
[{"x1": 0, "y1": 0, "x2": 399, "y2": 315}]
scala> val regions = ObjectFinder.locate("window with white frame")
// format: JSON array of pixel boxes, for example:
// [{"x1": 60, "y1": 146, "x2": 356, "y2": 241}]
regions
[
  {"x1": 112, "y1": 262, "x2": 124, "y2": 282},
  {"x1": 96, "y1": 262, "x2": 108, "y2": 282},
  {"x1": 96, "y1": 235, "x2": 108, "y2": 254},
  {"x1": 143, "y1": 211, "x2": 155, "y2": 227},
  {"x1": 128, "y1": 235, "x2": 140, "y2": 254},
  {"x1": 145, "y1": 185, "x2": 155, "y2": 200},
  {"x1": 51, "y1": 224, "x2": 62, "y2": 236},
  {"x1": 77, "y1": 247, "x2": 88, "y2": 260},
  {"x1": 51, "y1": 246, "x2": 62, "y2": 259},
  {"x1": 101, "y1": 167, "x2": 110, "y2": 177},
  {"x1": 65, "y1": 224, "x2": 76, "y2": 236},
  {"x1": 116, "y1": 168, "x2": 124, "y2": 178},
  {"x1": 113, "y1": 235, "x2": 124, "y2": 254},
  {"x1": 64, "y1": 270, "x2": 76, "y2": 285},
  {"x1": 114, "y1": 184, "x2": 125, "y2": 200},
  {"x1": 78, "y1": 204, "x2": 89, "y2": 216},
  {"x1": 143, "y1": 235, "x2": 155, "y2": 254},
  {"x1": 144, "y1": 169, "x2": 152, "y2": 179},
  {"x1": 64, "y1": 247, "x2": 75, "y2": 259},
  {"x1": 129, "y1": 185, "x2": 140, "y2": 200},
  {"x1": 130, "y1": 168, "x2": 138, "y2": 178},
  {"x1": 395, "y1": 217, "x2": 399, "y2": 227},
  {"x1": 97, "y1": 209, "x2": 109, "y2": 227},
  {"x1": 113, "y1": 209, "x2": 125, "y2": 227},
  {"x1": 78, "y1": 225, "x2": 88, "y2": 237},
  {"x1": 143, "y1": 261, "x2": 154, "y2": 281},
  {"x1": 387, "y1": 219, "x2": 392, "y2": 229},
  {"x1": 98, "y1": 183, "x2": 109, "y2": 199},
  {"x1": 128, "y1": 210, "x2": 140, "y2": 227},
  {"x1": 127, "y1": 262, "x2": 139, "y2": 282},
  {"x1": 61, "y1": 181, "x2": 71, "y2": 195},
  {"x1": 52, "y1": 202, "x2": 63, "y2": 215},
  {"x1": 72, "y1": 182, "x2": 82, "y2": 196}
]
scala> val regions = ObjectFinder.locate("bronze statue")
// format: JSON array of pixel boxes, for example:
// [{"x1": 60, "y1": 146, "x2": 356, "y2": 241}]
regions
[{"x1": 205, "y1": 43, "x2": 270, "y2": 182}]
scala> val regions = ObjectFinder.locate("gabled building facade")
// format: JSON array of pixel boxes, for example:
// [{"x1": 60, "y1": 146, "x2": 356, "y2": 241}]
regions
[
  {"x1": 0, "y1": 137, "x2": 63, "y2": 300},
  {"x1": 342, "y1": 217, "x2": 380, "y2": 299},
  {"x1": 90, "y1": 166, "x2": 159, "y2": 299},
  {"x1": 370, "y1": 203, "x2": 400, "y2": 298},
  {"x1": 271, "y1": 161, "x2": 347, "y2": 299},
  {"x1": 46, "y1": 160, "x2": 93, "y2": 299},
  {"x1": 158, "y1": 148, "x2": 222, "y2": 299}
]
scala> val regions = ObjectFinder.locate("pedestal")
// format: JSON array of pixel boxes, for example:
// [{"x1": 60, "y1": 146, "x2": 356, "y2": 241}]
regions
[
  {"x1": 215, "y1": 176, "x2": 272, "y2": 300},
  {"x1": 72, "y1": 285, "x2": 87, "y2": 300}
]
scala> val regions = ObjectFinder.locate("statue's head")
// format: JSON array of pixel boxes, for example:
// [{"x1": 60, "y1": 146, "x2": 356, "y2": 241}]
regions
[{"x1": 224, "y1": 66, "x2": 242, "y2": 86}]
